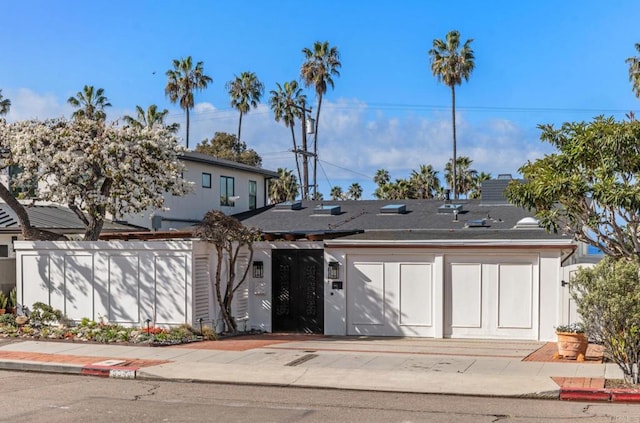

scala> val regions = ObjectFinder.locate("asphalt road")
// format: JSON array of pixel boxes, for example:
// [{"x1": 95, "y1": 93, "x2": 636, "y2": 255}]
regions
[{"x1": 1, "y1": 370, "x2": 639, "y2": 422}]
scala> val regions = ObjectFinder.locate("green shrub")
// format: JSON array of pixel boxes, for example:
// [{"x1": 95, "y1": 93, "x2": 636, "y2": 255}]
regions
[{"x1": 572, "y1": 256, "x2": 640, "y2": 384}]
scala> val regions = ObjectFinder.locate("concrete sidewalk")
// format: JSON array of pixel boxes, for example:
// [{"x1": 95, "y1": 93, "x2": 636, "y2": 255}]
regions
[{"x1": 0, "y1": 335, "x2": 629, "y2": 401}]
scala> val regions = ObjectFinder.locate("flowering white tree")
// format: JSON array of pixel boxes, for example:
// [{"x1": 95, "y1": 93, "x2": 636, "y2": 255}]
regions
[{"x1": 1, "y1": 117, "x2": 191, "y2": 240}]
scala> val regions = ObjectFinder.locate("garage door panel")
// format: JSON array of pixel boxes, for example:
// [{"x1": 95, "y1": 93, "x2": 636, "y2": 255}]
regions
[
  {"x1": 450, "y1": 263, "x2": 482, "y2": 328},
  {"x1": 498, "y1": 264, "x2": 533, "y2": 329},
  {"x1": 348, "y1": 262, "x2": 385, "y2": 325},
  {"x1": 399, "y1": 263, "x2": 432, "y2": 326}
]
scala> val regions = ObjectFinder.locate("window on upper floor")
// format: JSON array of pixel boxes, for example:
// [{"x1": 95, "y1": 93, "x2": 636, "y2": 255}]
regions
[
  {"x1": 202, "y1": 172, "x2": 211, "y2": 189},
  {"x1": 220, "y1": 175, "x2": 235, "y2": 206},
  {"x1": 249, "y1": 180, "x2": 257, "y2": 210}
]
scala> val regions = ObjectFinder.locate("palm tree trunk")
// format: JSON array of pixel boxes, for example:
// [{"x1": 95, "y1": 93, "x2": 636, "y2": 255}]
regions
[
  {"x1": 289, "y1": 125, "x2": 302, "y2": 198},
  {"x1": 237, "y1": 112, "x2": 243, "y2": 142},
  {"x1": 451, "y1": 86, "x2": 457, "y2": 200},
  {"x1": 186, "y1": 107, "x2": 191, "y2": 149}
]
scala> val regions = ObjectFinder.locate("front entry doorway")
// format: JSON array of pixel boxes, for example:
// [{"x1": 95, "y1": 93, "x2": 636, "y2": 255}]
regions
[{"x1": 272, "y1": 249, "x2": 324, "y2": 333}]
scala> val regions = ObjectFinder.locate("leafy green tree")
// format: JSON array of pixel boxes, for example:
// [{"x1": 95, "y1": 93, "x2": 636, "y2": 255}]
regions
[
  {"x1": 123, "y1": 104, "x2": 179, "y2": 132},
  {"x1": 301, "y1": 41, "x2": 341, "y2": 199},
  {"x1": 270, "y1": 80, "x2": 307, "y2": 197},
  {"x1": 409, "y1": 164, "x2": 440, "y2": 199},
  {"x1": 226, "y1": 71, "x2": 264, "y2": 143},
  {"x1": 67, "y1": 85, "x2": 111, "y2": 121},
  {"x1": 269, "y1": 168, "x2": 299, "y2": 203},
  {"x1": 330, "y1": 185, "x2": 344, "y2": 200},
  {"x1": 193, "y1": 210, "x2": 261, "y2": 334},
  {"x1": 195, "y1": 132, "x2": 262, "y2": 167},
  {"x1": 626, "y1": 43, "x2": 640, "y2": 98},
  {"x1": 572, "y1": 257, "x2": 640, "y2": 384},
  {"x1": 347, "y1": 182, "x2": 363, "y2": 200},
  {"x1": 0, "y1": 90, "x2": 10, "y2": 116},
  {"x1": 165, "y1": 56, "x2": 212, "y2": 149},
  {"x1": 429, "y1": 30, "x2": 475, "y2": 199},
  {"x1": 506, "y1": 116, "x2": 640, "y2": 260}
]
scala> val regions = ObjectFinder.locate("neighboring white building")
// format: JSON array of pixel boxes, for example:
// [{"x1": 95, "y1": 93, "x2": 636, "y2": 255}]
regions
[{"x1": 120, "y1": 151, "x2": 278, "y2": 231}]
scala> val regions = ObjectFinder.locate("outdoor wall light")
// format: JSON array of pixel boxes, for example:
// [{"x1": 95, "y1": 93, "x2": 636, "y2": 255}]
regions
[
  {"x1": 252, "y1": 261, "x2": 264, "y2": 278},
  {"x1": 328, "y1": 261, "x2": 340, "y2": 279}
]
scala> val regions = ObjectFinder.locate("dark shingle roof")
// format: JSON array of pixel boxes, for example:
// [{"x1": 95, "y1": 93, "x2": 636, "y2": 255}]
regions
[
  {"x1": 0, "y1": 203, "x2": 147, "y2": 234},
  {"x1": 238, "y1": 199, "x2": 571, "y2": 243}
]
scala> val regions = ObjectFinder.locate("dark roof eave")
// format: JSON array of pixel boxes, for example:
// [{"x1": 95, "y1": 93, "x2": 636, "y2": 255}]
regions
[{"x1": 179, "y1": 152, "x2": 279, "y2": 178}]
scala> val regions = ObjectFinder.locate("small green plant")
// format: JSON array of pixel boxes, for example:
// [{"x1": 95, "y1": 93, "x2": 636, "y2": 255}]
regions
[
  {"x1": 29, "y1": 302, "x2": 64, "y2": 327},
  {"x1": 0, "y1": 291, "x2": 7, "y2": 310},
  {"x1": 555, "y1": 322, "x2": 585, "y2": 334},
  {"x1": 8, "y1": 287, "x2": 16, "y2": 309}
]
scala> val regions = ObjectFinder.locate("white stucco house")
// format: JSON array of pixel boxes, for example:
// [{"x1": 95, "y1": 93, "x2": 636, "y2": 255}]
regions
[
  {"x1": 13, "y1": 178, "x2": 600, "y2": 342},
  {"x1": 120, "y1": 151, "x2": 278, "y2": 231}
]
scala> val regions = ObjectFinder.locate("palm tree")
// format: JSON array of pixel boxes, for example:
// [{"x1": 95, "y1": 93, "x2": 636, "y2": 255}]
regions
[
  {"x1": 226, "y1": 71, "x2": 264, "y2": 143},
  {"x1": 123, "y1": 104, "x2": 179, "y2": 132},
  {"x1": 67, "y1": 85, "x2": 111, "y2": 121},
  {"x1": 330, "y1": 185, "x2": 344, "y2": 200},
  {"x1": 409, "y1": 164, "x2": 440, "y2": 199},
  {"x1": 374, "y1": 169, "x2": 390, "y2": 186},
  {"x1": 347, "y1": 182, "x2": 363, "y2": 200},
  {"x1": 0, "y1": 90, "x2": 10, "y2": 116},
  {"x1": 269, "y1": 168, "x2": 299, "y2": 203},
  {"x1": 270, "y1": 80, "x2": 306, "y2": 195},
  {"x1": 429, "y1": 30, "x2": 475, "y2": 200},
  {"x1": 445, "y1": 156, "x2": 477, "y2": 199},
  {"x1": 165, "y1": 56, "x2": 212, "y2": 149},
  {"x1": 301, "y1": 41, "x2": 341, "y2": 199},
  {"x1": 626, "y1": 43, "x2": 640, "y2": 98},
  {"x1": 469, "y1": 171, "x2": 492, "y2": 199}
]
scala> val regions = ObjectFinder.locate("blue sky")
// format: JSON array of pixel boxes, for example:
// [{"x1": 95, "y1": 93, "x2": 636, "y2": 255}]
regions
[{"x1": 2, "y1": 1, "x2": 640, "y2": 199}]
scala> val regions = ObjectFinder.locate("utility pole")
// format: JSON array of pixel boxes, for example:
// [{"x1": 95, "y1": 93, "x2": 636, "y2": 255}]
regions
[{"x1": 290, "y1": 101, "x2": 314, "y2": 199}]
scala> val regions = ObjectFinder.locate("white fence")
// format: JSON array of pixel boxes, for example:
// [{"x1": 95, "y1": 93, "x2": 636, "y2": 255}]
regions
[{"x1": 14, "y1": 240, "x2": 209, "y2": 327}]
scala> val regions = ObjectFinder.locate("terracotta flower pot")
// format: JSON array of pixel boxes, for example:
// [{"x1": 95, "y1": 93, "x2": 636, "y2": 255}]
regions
[{"x1": 556, "y1": 332, "x2": 588, "y2": 361}]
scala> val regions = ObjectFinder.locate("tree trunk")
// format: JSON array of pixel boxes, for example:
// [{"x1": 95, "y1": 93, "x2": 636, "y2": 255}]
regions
[
  {"x1": 0, "y1": 182, "x2": 66, "y2": 241},
  {"x1": 451, "y1": 85, "x2": 457, "y2": 200},
  {"x1": 237, "y1": 112, "x2": 243, "y2": 143},
  {"x1": 186, "y1": 107, "x2": 191, "y2": 149}
]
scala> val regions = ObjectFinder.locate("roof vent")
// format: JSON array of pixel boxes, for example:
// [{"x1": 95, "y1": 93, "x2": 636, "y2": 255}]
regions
[
  {"x1": 380, "y1": 204, "x2": 406, "y2": 214},
  {"x1": 497, "y1": 174, "x2": 513, "y2": 180},
  {"x1": 514, "y1": 216, "x2": 541, "y2": 229},
  {"x1": 466, "y1": 219, "x2": 488, "y2": 228},
  {"x1": 438, "y1": 203, "x2": 463, "y2": 214},
  {"x1": 314, "y1": 204, "x2": 341, "y2": 215},
  {"x1": 275, "y1": 200, "x2": 302, "y2": 210}
]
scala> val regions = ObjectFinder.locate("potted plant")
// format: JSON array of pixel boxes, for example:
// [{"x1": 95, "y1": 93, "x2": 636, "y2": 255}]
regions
[
  {"x1": 555, "y1": 322, "x2": 588, "y2": 361},
  {"x1": 0, "y1": 291, "x2": 7, "y2": 315},
  {"x1": 7, "y1": 287, "x2": 16, "y2": 315}
]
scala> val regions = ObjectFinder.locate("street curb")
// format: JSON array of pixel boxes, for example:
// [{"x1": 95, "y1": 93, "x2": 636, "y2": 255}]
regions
[
  {"x1": 560, "y1": 388, "x2": 640, "y2": 403},
  {"x1": 0, "y1": 361, "x2": 137, "y2": 380},
  {"x1": 81, "y1": 365, "x2": 138, "y2": 379}
]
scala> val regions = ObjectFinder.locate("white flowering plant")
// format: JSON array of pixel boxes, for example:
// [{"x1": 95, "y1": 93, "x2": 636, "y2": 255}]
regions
[{"x1": 1, "y1": 117, "x2": 192, "y2": 240}]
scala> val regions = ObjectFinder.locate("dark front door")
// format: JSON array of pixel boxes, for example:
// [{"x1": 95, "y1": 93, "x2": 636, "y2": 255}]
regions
[{"x1": 272, "y1": 249, "x2": 324, "y2": 333}]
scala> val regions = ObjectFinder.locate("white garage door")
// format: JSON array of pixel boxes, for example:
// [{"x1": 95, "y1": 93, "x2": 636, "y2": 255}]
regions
[
  {"x1": 346, "y1": 255, "x2": 435, "y2": 337},
  {"x1": 444, "y1": 255, "x2": 539, "y2": 340}
]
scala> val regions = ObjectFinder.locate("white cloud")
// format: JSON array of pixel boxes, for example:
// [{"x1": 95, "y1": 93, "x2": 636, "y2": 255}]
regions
[{"x1": 4, "y1": 91, "x2": 555, "y2": 199}]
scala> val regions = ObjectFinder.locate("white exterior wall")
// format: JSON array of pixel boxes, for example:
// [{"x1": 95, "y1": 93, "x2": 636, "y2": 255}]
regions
[
  {"x1": 324, "y1": 246, "x2": 567, "y2": 342},
  {"x1": 122, "y1": 160, "x2": 270, "y2": 230},
  {"x1": 14, "y1": 240, "x2": 196, "y2": 327}
]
